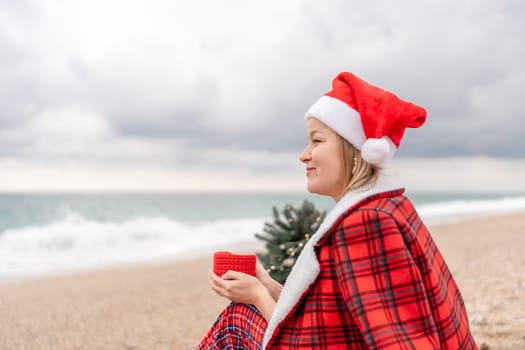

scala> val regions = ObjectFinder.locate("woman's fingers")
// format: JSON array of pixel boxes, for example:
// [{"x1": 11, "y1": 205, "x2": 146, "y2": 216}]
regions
[
  {"x1": 256, "y1": 262, "x2": 271, "y2": 282},
  {"x1": 208, "y1": 269, "x2": 261, "y2": 302},
  {"x1": 221, "y1": 270, "x2": 243, "y2": 280},
  {"x1": 209, "y1": 270, "x2": 242, "y2": 297},
  {"x1": 208, "y1": 271, "x2": 231, "y2": 298}
]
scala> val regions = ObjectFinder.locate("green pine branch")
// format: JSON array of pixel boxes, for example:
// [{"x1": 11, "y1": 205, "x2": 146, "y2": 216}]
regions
[{"x1": 254, "y1": 200, "x2": 326, "y2": 284}]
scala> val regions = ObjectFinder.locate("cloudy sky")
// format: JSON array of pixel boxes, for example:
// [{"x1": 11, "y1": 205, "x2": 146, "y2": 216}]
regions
[{"x1": 0, "y1": 0, "x2": 524, "y2": 192}]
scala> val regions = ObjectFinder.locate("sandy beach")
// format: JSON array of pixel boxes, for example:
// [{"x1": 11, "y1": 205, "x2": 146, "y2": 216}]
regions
[{"x1": 1, "y1": 212, "x2": 524, "y2": 350}]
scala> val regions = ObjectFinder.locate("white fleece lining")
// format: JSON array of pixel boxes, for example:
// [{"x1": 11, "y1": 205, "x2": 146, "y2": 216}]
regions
[
  {"x1": 304, "y1": 95, "x2": 366, "y2": 150},
  {"x1": 262, "y1": 171, "x2": 402, "y2": 348}
]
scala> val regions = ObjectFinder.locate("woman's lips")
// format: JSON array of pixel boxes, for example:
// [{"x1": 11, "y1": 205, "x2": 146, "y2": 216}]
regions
[{"x1": 306, "y1": 167, "x2": 315, "y2": 176}]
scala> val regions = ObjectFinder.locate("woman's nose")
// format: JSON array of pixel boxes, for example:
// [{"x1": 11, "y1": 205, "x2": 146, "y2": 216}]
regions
[{"x1": 299, "y1": 146, "x2": 311, "y2": 163}]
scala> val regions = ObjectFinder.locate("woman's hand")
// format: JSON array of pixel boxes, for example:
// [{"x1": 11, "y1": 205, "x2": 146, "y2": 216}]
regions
[
  {"x1": 255, "y1": 262, "x2": 272, "y2": 285},
  {"x1": 255, "y1": 262, "x2": 283, "y2": 302},
  {"x1": 208, "y1": 270, "x2": 276, "y2": 322},
  {"x1": 208, "y1": 270, "x2": 266, "y2": 305}
]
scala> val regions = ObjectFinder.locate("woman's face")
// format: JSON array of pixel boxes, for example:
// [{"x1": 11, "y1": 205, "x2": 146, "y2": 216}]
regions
[{"x1": 299, "y1": 118, "x2": 345, "y2": 202}]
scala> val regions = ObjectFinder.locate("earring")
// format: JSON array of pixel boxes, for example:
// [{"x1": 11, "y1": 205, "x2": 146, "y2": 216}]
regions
[{"x1": 351, "y1": 157, "x2": 358, "y2": 175}]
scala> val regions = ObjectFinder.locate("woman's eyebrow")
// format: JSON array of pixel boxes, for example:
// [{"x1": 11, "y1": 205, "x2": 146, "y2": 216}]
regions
[{"x1": 308, "y1": 129, "x2": 325, "y2": 137}]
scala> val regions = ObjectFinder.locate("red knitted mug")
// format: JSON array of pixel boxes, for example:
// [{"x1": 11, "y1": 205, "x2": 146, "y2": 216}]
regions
[{"x1": 213, "y1": 251, "x2": 257, "y2": 277}]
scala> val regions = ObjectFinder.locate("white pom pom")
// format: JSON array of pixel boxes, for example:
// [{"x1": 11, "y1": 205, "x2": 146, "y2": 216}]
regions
[{"x1": 361, "y1": 138, "x2": 395, "y2": 167}]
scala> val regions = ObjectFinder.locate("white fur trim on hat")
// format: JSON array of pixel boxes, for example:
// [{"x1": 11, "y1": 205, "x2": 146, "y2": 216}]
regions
[
  {"x1": 305, "y1": 95, "x2": 366, "y2": 149},
  {"x1": 305, "y1": 96, "x2": 397, "y2": 168}
]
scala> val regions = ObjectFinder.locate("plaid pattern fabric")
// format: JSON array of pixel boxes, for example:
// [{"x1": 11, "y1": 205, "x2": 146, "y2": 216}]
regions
[
  {"x1": 199, "y1": 191, "x2": 477, "y2": 349},
  {"x1": 197, "y1": 302, "x2": 266, "y2": 350},
  {"x1": 267, "y1": 191, "x2": 477, "y2": 349}
]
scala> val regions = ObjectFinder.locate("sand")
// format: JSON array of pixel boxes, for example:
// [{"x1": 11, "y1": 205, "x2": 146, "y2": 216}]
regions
[{"x1": 0, "y1": 212, "x2": 524, "y2": 350}]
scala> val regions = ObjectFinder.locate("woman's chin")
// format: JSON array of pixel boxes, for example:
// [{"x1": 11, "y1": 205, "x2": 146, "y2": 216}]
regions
[
  {"x1": 306, "y1": 184, "x2": 322, "y2": 196},
  {"x1": 306, "y1": 184, "x2": 339, "y2": 201}
]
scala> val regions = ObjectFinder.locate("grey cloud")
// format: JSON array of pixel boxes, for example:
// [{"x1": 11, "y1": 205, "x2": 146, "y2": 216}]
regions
[{"x1": 0, "y1": 0, "x2": 524, "y2": 172}]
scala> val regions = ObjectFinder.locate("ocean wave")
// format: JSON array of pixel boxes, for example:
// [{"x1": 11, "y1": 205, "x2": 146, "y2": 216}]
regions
[
  {"x1": 1, "y1": 195, "x2": 524, "y2": 283},
  {"x1": 416, "y1": 195, "x2": 525, "y2": 224},
  {"x1": 0, "y1": 208, "x2": 267, "y2": 282}
]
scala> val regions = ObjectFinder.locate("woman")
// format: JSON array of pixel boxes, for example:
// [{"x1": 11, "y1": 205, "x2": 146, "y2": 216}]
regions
[{"x1": 198, "y1": 72, "x2": 478, "y2": 349}]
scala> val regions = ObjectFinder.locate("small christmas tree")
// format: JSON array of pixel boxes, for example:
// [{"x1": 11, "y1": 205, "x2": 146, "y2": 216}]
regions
[{"x1": 255, "y1": 200, "x2": 326, "y2": 284}]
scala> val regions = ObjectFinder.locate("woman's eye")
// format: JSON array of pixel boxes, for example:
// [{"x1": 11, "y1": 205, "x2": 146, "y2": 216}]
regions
[{"x1": 312, "y1": 139, "x2": 321, "y2": 144}]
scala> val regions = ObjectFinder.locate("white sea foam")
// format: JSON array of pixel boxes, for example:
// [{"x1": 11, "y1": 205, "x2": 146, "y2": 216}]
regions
[
  {"x1": 416, "y1": 195, "x2": 525, "y2": 225},
  {"x1": 0, "y1": 208, "x2": 267, "y2": 283}
]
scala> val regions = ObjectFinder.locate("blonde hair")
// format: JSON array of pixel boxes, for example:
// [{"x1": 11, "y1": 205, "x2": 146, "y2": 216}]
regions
[{"x1": 338, "y1": 135, "x2": 379, "y2": 194}]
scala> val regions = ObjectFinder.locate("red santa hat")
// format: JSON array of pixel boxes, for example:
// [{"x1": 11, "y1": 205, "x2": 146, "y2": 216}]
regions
[{"x1": 305, "y1": 72, "x2": 427, "y2": 168}]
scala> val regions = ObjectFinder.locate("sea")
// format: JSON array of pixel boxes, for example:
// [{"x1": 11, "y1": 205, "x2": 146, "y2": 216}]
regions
[{"x1": 1, "y1": 191, "x2": 524, "y2": 284}]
